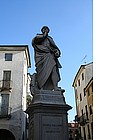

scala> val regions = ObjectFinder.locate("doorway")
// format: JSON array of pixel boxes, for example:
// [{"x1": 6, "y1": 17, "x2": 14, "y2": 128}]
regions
[{"x1": 0, "y1": 129, "x2": 15, "y2": 140}]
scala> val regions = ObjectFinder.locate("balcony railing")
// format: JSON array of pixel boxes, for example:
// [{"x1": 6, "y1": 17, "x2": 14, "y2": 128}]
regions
[
  {"x1": 0, "y1": 80, "x2": 13, "y2": 91},
  {"x1": 75, "y1": 114, "x2": 89, "y2": 126}
]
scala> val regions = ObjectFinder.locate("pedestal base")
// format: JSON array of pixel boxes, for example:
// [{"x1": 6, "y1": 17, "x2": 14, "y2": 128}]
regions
[{"x1": 26, "y1": 90, "x2": 72, "y2": 140}]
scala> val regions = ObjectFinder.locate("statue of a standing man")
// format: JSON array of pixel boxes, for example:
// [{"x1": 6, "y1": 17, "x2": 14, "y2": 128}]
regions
[{"x1": 32, "y1": 26, "x2": 64, "y2": 92}]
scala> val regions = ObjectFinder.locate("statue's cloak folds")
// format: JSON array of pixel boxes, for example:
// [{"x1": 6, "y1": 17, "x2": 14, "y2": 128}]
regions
[{"x1": 32, "y1": 36, "x2": 62, "y2": 89}]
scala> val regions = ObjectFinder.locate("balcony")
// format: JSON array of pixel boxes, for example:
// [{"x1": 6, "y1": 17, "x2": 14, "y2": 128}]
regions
[
  {"x1": 0, "y1": 80, "x2": 13, "y2": 91},
  {"x1": 75, "y1": 114, "x2": 89, "y2": 126}
]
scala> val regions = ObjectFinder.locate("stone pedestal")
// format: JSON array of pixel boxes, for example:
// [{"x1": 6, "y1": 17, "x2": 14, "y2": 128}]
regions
[{"x1": 26, "y1": 90, "x2": 72, "y2": 140}]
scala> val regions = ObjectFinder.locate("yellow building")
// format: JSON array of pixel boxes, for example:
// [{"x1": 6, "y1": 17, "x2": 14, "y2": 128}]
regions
[
  {"x1": 84, "y1": 77, "x2": 93, "y2": 139},
  {"x1": 73, "y1": 62, "x2": 93, "y2": 140}
]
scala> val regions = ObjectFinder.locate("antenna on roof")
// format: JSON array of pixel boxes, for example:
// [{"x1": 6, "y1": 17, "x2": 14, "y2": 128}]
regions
[{"x1": 81, "y1": 55, "x2": 87, "y2": 64}]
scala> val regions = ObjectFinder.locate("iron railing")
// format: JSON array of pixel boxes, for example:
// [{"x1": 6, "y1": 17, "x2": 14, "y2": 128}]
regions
[
  {"x1": 0, "y1": 80, "x2": 13, "y2": 91},
  {"x1": 75, "y1": 114, "x2": 89, "y2": 126}
]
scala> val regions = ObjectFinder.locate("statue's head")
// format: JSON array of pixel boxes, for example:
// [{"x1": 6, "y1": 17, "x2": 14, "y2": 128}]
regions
[{"x1": 41, "y1": 26, "x2": 50, "y2": 33}]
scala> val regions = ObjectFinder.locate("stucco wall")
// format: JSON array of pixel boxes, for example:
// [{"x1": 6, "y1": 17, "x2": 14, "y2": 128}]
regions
[{"x1": 0, "y1": 49, "x2": 28, "y2": 139}]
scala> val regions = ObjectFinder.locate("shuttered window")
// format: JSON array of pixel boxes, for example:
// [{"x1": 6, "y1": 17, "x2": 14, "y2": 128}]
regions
[
  {"x1": 0, "y1": 94, "x2": 9, "y2": 115},
  {"x1": 3, "y1": 71, "x2": 11, "y2": 89}
]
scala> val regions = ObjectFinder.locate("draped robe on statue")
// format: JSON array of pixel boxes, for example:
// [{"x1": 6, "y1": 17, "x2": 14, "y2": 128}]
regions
[{"x1": 32, "y1": 35, "x2": 62, "y2": 90}]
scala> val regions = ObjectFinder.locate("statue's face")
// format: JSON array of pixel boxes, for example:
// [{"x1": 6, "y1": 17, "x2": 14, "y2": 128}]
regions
[{"x1": 42, "y1": 27, "x2": 49, "y2": 33}]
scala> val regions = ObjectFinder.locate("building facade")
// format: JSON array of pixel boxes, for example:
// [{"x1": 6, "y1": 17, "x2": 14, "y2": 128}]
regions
[
  {"x1": 84, "y1": 77, "x2": 93, "y2": 139},
  {"x1": 0, "y1": 45, "x2": 31, "y2": 140},
  {"x1": 73, "y1": 62, "x2": 93, "y2": 140}
]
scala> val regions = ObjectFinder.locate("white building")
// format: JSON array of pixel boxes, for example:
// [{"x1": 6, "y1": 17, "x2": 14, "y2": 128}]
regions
[
  {"x1": 0, "y1": 45, "x2": 31, "y2": 140},
  {"x1": 73, "y1": 62, "x2": 93, "y2": 140}
]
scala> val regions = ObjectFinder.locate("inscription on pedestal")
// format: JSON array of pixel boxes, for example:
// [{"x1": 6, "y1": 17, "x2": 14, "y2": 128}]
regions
[
  {"x1": 40, "y1": 95, "x2": 63, "y2": 103},
  {"x1": 42, "y1": 115, "x2": 63, "y2": 139},
  {"x1": 33, "y1": 90, "x2": 66, "y2": 105}
]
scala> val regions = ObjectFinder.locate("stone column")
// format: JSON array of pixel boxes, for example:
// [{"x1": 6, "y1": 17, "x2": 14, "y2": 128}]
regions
[{"x1": 26, "y1": 90, "x2": 72, "y2": 140}]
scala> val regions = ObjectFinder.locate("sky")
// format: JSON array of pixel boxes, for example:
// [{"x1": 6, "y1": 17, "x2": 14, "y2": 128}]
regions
[{"x1": 0, "y1": 1, "x2": 93, "y2": 122}]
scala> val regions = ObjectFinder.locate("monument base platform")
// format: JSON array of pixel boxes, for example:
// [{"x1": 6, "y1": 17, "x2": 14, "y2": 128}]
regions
[{"x1": 26, "y1": 90, "x2": 72, "y2": 140}]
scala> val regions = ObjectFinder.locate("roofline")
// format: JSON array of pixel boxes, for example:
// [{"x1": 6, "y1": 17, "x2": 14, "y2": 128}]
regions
[
  {"x1": 0, "y1": 45, "x2": 28, "y2": 46},
  {"x1": 72, "y1": 62, "x2": 93, "y2": 87},
  {"x1": 0, "y1": 45, "x2": 31, "y2": 68}
]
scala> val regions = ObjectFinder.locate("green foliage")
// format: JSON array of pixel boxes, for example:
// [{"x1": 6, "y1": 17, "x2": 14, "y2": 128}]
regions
[{"x1": 26, "y1": 94, "x2": 33, "y2": 107}]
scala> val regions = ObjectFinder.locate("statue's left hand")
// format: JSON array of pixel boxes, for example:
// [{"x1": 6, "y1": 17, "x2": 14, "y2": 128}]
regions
[{"x1": 55, "y1": 50, "x2": 60, "y2": 57}]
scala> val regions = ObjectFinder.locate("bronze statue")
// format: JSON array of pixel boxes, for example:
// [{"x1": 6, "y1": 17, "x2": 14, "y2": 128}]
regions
[{"x1": 32, "y1": 26, "x2": 64, "y2": 92}]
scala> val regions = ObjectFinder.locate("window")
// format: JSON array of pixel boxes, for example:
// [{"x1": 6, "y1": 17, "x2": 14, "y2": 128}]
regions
[
  {"x1": 78, "y1": 79, "x2": 80, "y2": 86},
  {"x1": 5, "y1": 53, "x2": 13, "y2": 61},
  {"x1": 3, "y1": 71, "x2": 11, "y2": 89},
  {"x1": 81, "y1": 109, "x2": 83, "y2": 116},
  {"x1": 79, "y1": 127, "x2": 82, "y2": 139},
  {"x1": 85, "y1": 105, "x2": 89, "y2": 120},
  {"x1": 91, "y1": 122, "x2": 93, "y2": 138},
  {"x1": 87, "y1": 124, "x2": 91, "y2": 139},
  {"x1": 80, "y1": 93, "x2": 82, "y2": 101},
  {"x1": 83, "y1": 127, "x2": 86, "y2": 140},
  {"x1": 88, "y1": 89, "x2": 90, "y2": 96},
  {"x1": 0, "y1": 94, "x2": 10, "y2": 116},
  {"x1": 84, "y1": 90, "x2": 86, "y2": 96},
  {"x1": 91, "y1": 83, "x2": 93, "y2": 93},
  {"x1": 89, "y1": 105, "x2": 93, "y2": 115}
]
